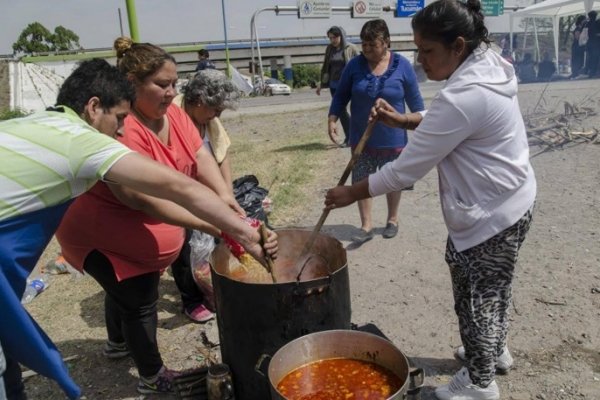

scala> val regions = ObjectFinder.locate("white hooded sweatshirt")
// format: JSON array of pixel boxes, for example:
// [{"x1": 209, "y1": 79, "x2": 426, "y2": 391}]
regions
[{"x1": 369, "y1": 47, "x2": 536, "y2": 251}]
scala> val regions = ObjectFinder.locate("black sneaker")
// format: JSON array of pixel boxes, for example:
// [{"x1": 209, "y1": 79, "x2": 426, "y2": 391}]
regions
[
  {"x1": 137, "y1": 366, "x2": 179, "y2": 394},
  {"x1": 102, "y1": 341, "x2": 130, "y2": 359}
]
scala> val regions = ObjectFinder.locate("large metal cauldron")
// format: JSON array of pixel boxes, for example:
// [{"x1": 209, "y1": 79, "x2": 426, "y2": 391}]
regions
[
  {"x1": 210, "y1": 229, "x2": 351, "y2": 400},
  {"x1": 267, "y1": 330, "x2": 424, "y2": 400}
]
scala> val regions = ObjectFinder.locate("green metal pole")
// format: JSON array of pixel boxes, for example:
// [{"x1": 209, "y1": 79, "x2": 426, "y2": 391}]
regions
[
  {"x1": 125, "y1": 0, "x2": 140, "y2": 42},
  {"x1": 221, "y1": 0, "x2": 231, "y2": 77}
]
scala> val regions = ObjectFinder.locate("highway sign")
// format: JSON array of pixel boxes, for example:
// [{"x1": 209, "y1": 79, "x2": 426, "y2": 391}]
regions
[
  {"x1": 395, "y1": 0, "x2": 424, "y2": 17},
  {"x1": 352, "y1": 0, "x2": 384, "y2": 18},
  {"x1": 482, "y1": 0, "x2": 504, "y2": 16},
  {"x1": 297, "y1": 0, "x2": 331, "y2": 18}
]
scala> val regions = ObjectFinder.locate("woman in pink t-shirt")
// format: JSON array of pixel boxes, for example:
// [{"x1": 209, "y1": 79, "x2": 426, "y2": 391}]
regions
[{"x1": 56, "y1": 38, "x2": 260, "y2": 395}]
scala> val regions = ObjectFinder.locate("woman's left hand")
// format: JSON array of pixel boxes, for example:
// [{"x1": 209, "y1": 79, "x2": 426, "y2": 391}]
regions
[{"x1": 237, "y1": 226, "x2": 278, "y2": 263}]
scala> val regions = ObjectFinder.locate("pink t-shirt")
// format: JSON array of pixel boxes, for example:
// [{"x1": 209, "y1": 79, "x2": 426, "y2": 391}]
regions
[{"x1": 56, "y1": 104, "x2": 202, "y2": 281}]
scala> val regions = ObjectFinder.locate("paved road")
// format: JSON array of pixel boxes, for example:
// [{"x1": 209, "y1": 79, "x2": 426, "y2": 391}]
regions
[
  {"x1": 226, "y1": 81, "x2": 446, "y2": 118},
  {"x1": 228, "y1": 78, "x2": 599, "y2": 119}
]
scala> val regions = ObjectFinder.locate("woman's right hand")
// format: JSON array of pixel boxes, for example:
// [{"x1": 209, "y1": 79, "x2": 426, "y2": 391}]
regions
[
  {"x1": 370, "y1": 98, "x2": 403, "y2": 128},
  {"x1": 328, "y1": 118, "x2": 339, "y2": 144}
]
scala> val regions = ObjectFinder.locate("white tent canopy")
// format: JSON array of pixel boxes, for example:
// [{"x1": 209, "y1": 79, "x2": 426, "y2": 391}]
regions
[
  {"x1": 513, "y1": 0, "x2": 597, "y2": 17},
  {"x1": 509, "y1": 0, "x2": 600, "y2": 69}
]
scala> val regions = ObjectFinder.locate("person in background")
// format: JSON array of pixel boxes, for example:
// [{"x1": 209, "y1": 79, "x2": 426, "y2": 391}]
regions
[
  {"x1": 195, "y1": 48, "x2": 216, "y2": 71},
  {"x1": 570, "y1": 15, "x2": 587, "y2": 78},
  {"x1": 584, "y1": 10, "x2": 600, "y2": 77},
  {"x1": 537, "y1": 51, "x2": 556, "y2": 81},
  {"x1": 329, "y1": 19, "x2": 424, "y2": 242},
  {"x1": 56, "y1": 38, "x2": 277, "y2": 395},
  {"x1": 500, "y1": 48, "x2": 514, "y2": 64},
  {"x1": 325, "y1": 0, "x2": 536, "y2": 398},
  {"x1": 0, "y1": 58, "x2": 274, "y2": 400},
  {"x1": 170, "y1": 69, "x2": 240, "y2": 322},
  {"x1": 516, "y1": 52, "x2": 536, "y2": 83},
  {"x1": 317, "y1": 26, "x2": 359, "y2": 147}
]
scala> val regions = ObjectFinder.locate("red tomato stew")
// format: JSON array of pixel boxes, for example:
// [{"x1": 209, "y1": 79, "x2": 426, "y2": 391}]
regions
[{"x1": 276, "y1": 358, "x2": 403, "y2": 400}]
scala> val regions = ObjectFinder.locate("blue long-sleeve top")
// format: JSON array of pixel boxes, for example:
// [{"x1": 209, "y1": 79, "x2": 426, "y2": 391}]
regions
[{"x1": 329, "y1": 52, "x2": 424, "y2": 150}]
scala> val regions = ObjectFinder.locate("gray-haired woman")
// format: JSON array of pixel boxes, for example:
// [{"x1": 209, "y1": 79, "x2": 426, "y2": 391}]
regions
[{"x1": 171, "y1": 69, "x2": 241, "y2": 322}]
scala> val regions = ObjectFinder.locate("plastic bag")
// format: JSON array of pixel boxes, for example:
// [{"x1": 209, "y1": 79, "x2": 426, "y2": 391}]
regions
[
  {"x1": 233, "y1": 175, "x2": 272, "y2": 225},
  {"x1": 189, "y1": 230, "x2": 216, "y2": 311}
]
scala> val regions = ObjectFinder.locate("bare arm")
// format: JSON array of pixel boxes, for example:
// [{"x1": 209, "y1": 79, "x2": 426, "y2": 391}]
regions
[
  {"x1": 217, "y1": 153, "x2": 234, "y2": 197},
  {"x1": 104, "y1": 153, "x2": 277, "y2": 260},
  {"x1": 196, "y1": 145, "x2": 243, "y2": 214},
  {"x1": 108, "y1": 184, "x2": 221, "y2": 236}
]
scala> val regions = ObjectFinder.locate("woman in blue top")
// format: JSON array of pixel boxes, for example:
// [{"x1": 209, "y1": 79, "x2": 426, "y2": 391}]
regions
[{"x1": 328, "y1": 19, "x2": 424, "y2": 242}]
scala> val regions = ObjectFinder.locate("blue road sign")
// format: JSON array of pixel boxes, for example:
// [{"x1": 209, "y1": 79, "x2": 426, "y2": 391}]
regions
[{"x1": 396, "y1": 0, "x2": 424, "y2": 17}]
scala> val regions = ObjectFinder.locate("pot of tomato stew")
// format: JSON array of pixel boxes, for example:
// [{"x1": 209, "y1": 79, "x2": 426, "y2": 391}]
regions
[{"x1": 266, "y1": 329, "x2": 423, "y2": 400}]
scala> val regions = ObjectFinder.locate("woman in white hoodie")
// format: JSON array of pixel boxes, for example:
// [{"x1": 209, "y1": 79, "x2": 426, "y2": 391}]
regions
[{"x1": 325, "y1": 0, "x2": 536, "y2": 399}]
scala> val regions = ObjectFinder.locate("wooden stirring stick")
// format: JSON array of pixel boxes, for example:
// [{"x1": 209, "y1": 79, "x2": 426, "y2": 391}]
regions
[
  {"x1": 259, "y1": 222, "x2": 277, "y2": 283},
  {"x1": 295, "y1": 120, "x2": 378, "y2": 280}
]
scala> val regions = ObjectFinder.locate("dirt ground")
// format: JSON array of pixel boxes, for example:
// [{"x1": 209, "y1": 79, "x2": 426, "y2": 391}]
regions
[{"x1": 20, "y1": 81, "x2": 600, "y2": 400}]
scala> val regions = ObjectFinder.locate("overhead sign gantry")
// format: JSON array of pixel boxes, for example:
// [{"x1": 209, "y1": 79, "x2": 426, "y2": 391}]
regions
[{"x1": 251, "y1": 1, "x2": 398, "y2": 87}]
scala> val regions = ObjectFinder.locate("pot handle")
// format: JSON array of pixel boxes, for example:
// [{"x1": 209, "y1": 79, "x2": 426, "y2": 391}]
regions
[
  {"x1": 293, "y1": 275, "x2": 332, "y2": 297},
  {"x1": 405, "y1": 367, "x2": 425, "y2": 399},
  {"x1": 254, "y1": 353, "x2": 272, "y2": 377}
]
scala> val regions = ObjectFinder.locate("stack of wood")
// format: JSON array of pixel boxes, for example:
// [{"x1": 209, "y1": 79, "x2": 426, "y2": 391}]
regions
[{"x1": 525, "y1": 101, "x2": 599, "y2": 158}]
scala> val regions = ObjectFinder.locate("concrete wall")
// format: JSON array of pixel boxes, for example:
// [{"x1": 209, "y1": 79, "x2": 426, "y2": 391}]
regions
[
  {"x1": 0, "y1": 60, "x2": 76, "y2": 113},
  {"x1": 0, "y1": 62, "x2": 10, "y2": 110}
]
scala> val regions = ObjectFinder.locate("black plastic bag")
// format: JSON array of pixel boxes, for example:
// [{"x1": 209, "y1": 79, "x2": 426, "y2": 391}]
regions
[{"x1": 233, "y1": 175, "x2": 270, "y2": 225}]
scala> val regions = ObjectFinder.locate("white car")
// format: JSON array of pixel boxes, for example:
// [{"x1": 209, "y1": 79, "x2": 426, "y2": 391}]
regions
[{"x1": 263, "y1": 78, "x2": 291, "y2": 96}]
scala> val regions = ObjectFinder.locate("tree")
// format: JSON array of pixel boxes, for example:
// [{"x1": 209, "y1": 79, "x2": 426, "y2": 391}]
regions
[
  {"x1": 12, "y1": 22, "x2": 81, "y2": 55},
  {"x1": 52, "y1": 26, "x2": 82, "y2": 52},
  {"x1": 12, "y1": 22, "x2": 53, "y2": 54}
]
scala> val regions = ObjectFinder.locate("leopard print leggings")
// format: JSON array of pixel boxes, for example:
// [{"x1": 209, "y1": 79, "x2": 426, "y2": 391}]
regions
[{"x1": 445, "y1": 205, "x2": 534, "y2": 386}]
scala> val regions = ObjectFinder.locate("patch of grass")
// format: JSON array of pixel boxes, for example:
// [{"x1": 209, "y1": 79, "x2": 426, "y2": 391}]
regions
[{"x1": 225, "y1": 110, "x2": 338, "y2": 227}]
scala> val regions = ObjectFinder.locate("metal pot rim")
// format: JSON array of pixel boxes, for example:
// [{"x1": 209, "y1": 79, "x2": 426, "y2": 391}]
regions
[{"x1": 267, "y1": 329, "x2": 411, "y2": 399}]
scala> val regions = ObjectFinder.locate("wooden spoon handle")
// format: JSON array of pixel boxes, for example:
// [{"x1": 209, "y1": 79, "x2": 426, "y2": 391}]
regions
[
  {"x1": 299, "y1": 120, "x2": 378, "y2": 256},
  {"x1": 259, "y1": 223, "x2": 277, "y2": 283}
]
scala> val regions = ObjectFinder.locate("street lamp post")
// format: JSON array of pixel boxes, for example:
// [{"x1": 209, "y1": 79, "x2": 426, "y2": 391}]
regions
[{"x1": 221, "y1": 0, "x2": 231, "y2": 77}]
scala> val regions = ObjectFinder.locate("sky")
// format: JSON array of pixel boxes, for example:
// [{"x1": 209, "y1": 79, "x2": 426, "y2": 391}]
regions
[{"x1": 0, "y1": 0, "x2": 520, "y2": 55}]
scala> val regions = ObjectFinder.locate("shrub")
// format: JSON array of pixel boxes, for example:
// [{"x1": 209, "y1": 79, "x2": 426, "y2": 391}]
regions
[
  {"x1": 292, "y1": 64, "x2": 320, "y2": 88},
  {"x1": 0, "y1": 108, "x2": 29, "y2": 121}
]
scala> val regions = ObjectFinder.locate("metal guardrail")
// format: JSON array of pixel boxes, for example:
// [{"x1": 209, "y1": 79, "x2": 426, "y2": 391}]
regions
[{"x1": 2, "y1": 34, "x2": 417, "y2": 78}]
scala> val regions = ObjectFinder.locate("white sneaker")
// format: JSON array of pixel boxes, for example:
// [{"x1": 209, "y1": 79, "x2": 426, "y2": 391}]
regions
[
  {"x1": 435, "y1": 367, "x2": 500, "y2": 400},
  {"x1": 455, "y1": 345, "x2": 513, "y2": 374}
]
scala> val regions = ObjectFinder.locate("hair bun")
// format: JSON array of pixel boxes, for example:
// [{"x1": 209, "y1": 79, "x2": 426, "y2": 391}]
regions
[{"x1": 113, "y1": 36, "x2": 134, "y2": 59}]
